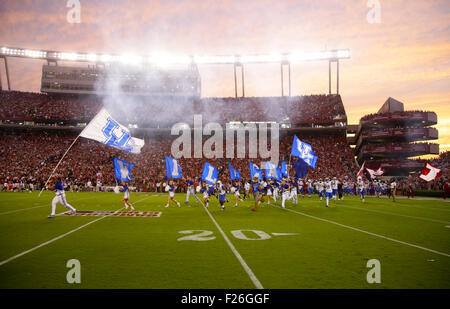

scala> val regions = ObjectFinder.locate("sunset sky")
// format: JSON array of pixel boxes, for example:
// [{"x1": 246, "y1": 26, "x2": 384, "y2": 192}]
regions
[{"x1": 0, "y1": 0, "x2": 449, "y2": 151}]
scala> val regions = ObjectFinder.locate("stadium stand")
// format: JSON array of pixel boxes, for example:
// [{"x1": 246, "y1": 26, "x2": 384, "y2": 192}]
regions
[
  {"x1": 355, "y1": 98, "x2": 439, "y2": 176},
  {"x1": 0, "y1": 91, "x2": 346, "y2": 127},
  {"x1": 0, "y1": 129, "x2": 357, "y2": 190}
]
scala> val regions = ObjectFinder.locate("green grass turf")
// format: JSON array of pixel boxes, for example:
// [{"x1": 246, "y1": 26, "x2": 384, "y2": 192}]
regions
[{"x1": 0, "y1": 191, "x2": 449, "y2": 289}]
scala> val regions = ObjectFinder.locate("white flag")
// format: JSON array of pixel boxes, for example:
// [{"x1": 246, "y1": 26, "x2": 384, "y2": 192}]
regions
[
  {"x1": 80, "y1": 108, "x2": 144, "y2": 154},
  {"x1": 419, "y1": 162, "x2": 441, "y2": 182},
  {"x1": 366, "y1": 167, "x2": 384, "y2": 179}
]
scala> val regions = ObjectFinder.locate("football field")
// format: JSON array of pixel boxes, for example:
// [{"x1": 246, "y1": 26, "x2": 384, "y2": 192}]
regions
[{"x1": 0, "y1": 191, "x2": 449, "y2": 289}]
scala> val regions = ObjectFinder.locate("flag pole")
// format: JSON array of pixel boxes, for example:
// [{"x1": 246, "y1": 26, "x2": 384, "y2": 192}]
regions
[
  {"x1": 38, "y1": 135, "x2": 81, "y2": 197},
  {"x1": 288, "y1": 155, "x2": 291, "y2": 177}
]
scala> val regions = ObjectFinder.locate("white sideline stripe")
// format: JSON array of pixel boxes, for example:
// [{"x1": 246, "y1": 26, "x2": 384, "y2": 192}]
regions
[
  {"x1": 0, "y1": 196, "x2": 152, "y2": 267},
  {"x1": 272, "y1": 205, "x2": 450, "y2": 258},
  {"x1": 339, "y1": 205, "x2": 450, "y2": 224},
  {"x1": 0, "y1": 196, "x2": 96, "y2": 215},
  {"x1": 272, "y1": 233, "x2": 298, "y2": 236},
  {"x1": 395, "y1": 203, "x2": 450, "y2": 212},
  {"x1": 199, "y1": 200, "x2": 264, "y2": 289}
]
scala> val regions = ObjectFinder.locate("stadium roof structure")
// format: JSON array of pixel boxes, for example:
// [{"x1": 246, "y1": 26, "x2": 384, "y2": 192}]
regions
[{"x1": 0, "y1": 46, "x2": 350, "y2": 97}]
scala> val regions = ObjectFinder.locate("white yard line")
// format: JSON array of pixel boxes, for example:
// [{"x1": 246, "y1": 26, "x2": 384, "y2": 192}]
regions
[
  {"x1": 272, "y1": 205, "x2": 450, "y2": 258},
  {"x1": 338, "y1": 205, "x2": 450, "y2": 224},
  {"x1": 198, "y1": 198, "x2": 264, "y2": 289},
  {"x1": 0, "y1": 196, "x2": 97, "y2": 216},
  {"x1": 0, "y1": 196, "x2": 153, "y2": 266},
  {"x1": 394, "y1": 203, "x2": 450, "y2": 212}
]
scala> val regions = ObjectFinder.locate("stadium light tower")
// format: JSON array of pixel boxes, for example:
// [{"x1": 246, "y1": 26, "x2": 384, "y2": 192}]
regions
[{"x1": 0, "y1": 46, "x2": 350, "y2": 96}]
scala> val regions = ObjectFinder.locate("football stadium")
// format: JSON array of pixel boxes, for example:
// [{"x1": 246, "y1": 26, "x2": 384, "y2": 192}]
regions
[{"x1": 0, "y1": 0, "x2": 449, "y2": 302}]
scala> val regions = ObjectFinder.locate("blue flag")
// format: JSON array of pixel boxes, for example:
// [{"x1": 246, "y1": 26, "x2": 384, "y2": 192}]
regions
[
  {"x1": 281, "y1": 161, "x2": 288, "y2": 177},
  {"x1": 290, "y1": 135, "x2": 318, "y2": 168},
  {"x1": 264, "y1": 162, "x2": 282, "y2": 180},
  {"x1": 113, "y1": 158, "x2": 134, "y2": 182},
  {"x1": 228, "y1": 163, "x2": 241, "y2": 180},
  {"x1": 293, "y1": 159, "x2": 308, "y2": 179},
  {"x1": 165, "y1": 156, "x2": 182, "y2": 179},
  {"x1": 249, "y1": 162, "x2": 263, "y2": 180},
  {"x1": 202, "y1": 162, "x2": 219, "y2": 185}
]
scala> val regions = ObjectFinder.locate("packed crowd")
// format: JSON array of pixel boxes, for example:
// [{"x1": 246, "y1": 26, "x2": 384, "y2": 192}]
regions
[
  {"x1": 0, "y1": 91, "x2": 346, "y2": 126},
  {"x1": 0, "y1": 91, "x2": 101, "y2": 122},
  {"x1": 0, "y1": 131, "x2": 358, "y2": 191},
  {"x1": 360, "y1": 110, "x2": 433, "y2": 123},
  {"x1": 403, "y1": 151, "x2": 450, "y2": 191}
]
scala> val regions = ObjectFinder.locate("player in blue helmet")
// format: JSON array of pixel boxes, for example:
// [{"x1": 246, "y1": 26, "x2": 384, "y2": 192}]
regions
[
  {"x1": 280, "y1": 178, "x2": 290, "y2": 208},
  {"x1": 357, "y1": 176, "x2": 365, "y2": 202},
  {"x1": 217, "y1": 180, "x2": 227, "y2": 210},
  {"x1": 324, "y1": 177, "x2": 333, "y2": 207}
]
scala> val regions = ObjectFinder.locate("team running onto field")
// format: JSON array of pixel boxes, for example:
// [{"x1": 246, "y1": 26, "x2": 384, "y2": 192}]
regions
[{"x1": 47, "y1": 174, "x2": 399, "y2": 217}]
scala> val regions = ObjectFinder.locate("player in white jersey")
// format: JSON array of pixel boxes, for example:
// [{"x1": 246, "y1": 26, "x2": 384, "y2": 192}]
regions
[
  {"x1": 298, "y1": 179, "x2": 305, "y2": 198},
  {"x1": 341, "y1": 180, "x2": 348, "y2": 198},
  {"x1": 331, "y1": 177, "x2": 338, "y2": 201},
  {"x1": 357, "y1": 176, "x2": 365, "y2": 202},
  {"x1": 307, "y1": 179, "x2": 314, "y2": 198},
  {"x1": 48, "y1": 177, "x2": 76, "y2": 218},
  {"x1": 96, "y1": 179, "x2": 102, "y2": 192},
  {"x1": 280, "y1": 179, "x2": 290, "y2": 208},
  {"x1": 373, "y1": 180, "x2": 381, "y2": 198},
  {"x1": 324, "y1": 178, "x2": 333, "y2": 207},
  {"x1": 318, "y1": 179, "x2": 325, "y2": 201},
  {"x1": 217, "y1": 181, "x2": 228, "y2": 210},
  {"x1": 289, "y1": 178, "x2": 298, "y2": 205},
  {"x1": 244, "y1": 181, "x2": 251, "y2": 200},
  {"x1": 272, "y1": 180, "x2": 279, "y2": 202}
]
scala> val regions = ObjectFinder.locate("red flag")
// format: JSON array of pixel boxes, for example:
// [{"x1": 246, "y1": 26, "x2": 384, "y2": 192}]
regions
[
  {"x1": 357, "y1": 161, "x2": 366, "y2": 178},
  {"x1": 419, "y1": 162, "x2": 441, "y2": 182}
]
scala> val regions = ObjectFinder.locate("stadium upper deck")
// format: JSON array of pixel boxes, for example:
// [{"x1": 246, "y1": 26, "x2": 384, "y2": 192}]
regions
[
  {"x1": 355, "y1": 98, "x2": 439, "y2": 175},
  {"x1": 0, "y1": 90, "x2": 347, "y2": 129}
]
